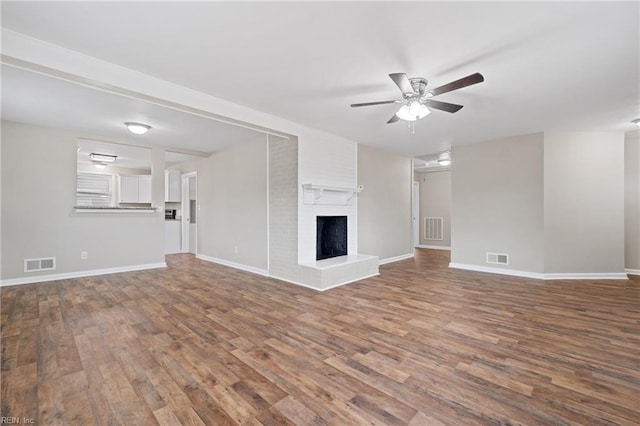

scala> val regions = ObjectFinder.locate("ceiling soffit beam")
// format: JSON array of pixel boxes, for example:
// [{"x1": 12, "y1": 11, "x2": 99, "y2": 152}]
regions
[{"x1": 1, "y1": 54, "x2": 291, "y2": 140}]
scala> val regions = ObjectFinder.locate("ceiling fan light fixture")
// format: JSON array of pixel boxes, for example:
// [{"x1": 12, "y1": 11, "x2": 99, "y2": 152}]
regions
[
  {"x1": 124, "y1": 122, "x2": 151, "y2": 135},
  {"x1": 396, "y1": 101, "x2": 430, "y2": 121}
]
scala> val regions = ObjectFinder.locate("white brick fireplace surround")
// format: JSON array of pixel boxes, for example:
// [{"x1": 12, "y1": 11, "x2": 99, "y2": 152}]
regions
[{"x1": 268, "y1": 135, "x2": 379, "y2": 291}]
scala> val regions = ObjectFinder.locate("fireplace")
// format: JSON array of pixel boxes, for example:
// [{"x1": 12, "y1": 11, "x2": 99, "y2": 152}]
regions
[{"x1": 316, "y1": 216, "x2": 347, "y2": 260}]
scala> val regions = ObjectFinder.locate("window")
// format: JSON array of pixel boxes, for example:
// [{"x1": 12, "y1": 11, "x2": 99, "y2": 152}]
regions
[{"x1": 76, "y1": 172, "x2": 114, "y2": 207}]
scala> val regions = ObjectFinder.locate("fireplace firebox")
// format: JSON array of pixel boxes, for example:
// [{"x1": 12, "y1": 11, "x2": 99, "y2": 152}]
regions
[{"x1": 316, "y1": 216, "x2": 347, "y2": 260}]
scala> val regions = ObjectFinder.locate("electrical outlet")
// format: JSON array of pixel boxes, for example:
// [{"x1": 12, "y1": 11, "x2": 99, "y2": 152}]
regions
[
  {"x1": 234, "y1": 246, "x2": 238, "y2": 254},
  {"x1": 81, "y1": 251, "x2": 88, "y2": 260}
]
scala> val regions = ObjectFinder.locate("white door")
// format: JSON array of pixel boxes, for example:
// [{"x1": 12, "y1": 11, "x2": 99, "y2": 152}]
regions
[
  {"x1": 412, "y1": 181, "x2": 420, "y2": 247},
  {"x1": 181, "y1": 172, "x2": 197, "y2": 254}
]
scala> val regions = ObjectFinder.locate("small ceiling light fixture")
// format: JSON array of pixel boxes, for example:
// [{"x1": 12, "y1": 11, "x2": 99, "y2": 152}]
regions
[
  {"x1": 124, "y1": 122, "x2": 151, "y2": 135},
  {"x1": 438, "y1": 151, "x2": 452, "y2": 166},
  {"x1": 396, "y1": 101, "x2": 431, "y2": 122},
  {"x1": 90, "y1": 153, "x2": 117, "y2": 169},
  {"x1": 89, "y1": 153, "x2": 117, "y2": 163},
  {"x1": 632, "y1": 118, "x2": 640, "y2": 127}
]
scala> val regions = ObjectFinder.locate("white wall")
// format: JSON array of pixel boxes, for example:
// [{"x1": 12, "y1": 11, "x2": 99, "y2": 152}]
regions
[
  {"x1": 451, "y1": 133, "x2": 545, "y2": 273},
  {"x1": 196, "y1": 135, "x2": 268, "y2": 272},
  {"x1": 298, "y1": 137, "x2": 358, "y2": 264},
  {"x1": 357, "y1": 144, "x2": 413, "y2": 261},
  {"x1": 416, "y1": 171, "x2": 451, "y2": 248},
  {"x1": 543, "y1": 132, "x2": 625, "y2": 274},
  {"x1": 624, "y1": 130, "x2": 640, "y2": 272},
  {"x1": 1, "y1": 121, "x2": 165, "y2": 283},
  {"x1": 268, "y1": 135, "x2": 300, "y2": 282},
  {"x1": 451, "y1": 131, "x2": 627, "y2": 277}
]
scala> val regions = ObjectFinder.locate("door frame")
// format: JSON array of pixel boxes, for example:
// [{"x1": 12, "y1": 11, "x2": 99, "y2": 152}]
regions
[
  {"x1": 412, "y1": 181, "x2": 420, "y2": 247},
  {"x1": 181, "y1": 171, "x2": 197, "y2": 254}
]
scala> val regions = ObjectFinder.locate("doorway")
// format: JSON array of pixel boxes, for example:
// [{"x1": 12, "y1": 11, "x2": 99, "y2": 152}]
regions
[
  {"x1": 412, "y1": 181, "x2": 420, "y2": 247},
  {"x1": 181, "y1": 172, "x2": 197, "y2": 254}
]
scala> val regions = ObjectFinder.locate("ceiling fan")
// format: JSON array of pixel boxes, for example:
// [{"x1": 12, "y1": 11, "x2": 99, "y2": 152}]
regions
[{"x1": 350, "y1": 72, "x2": 484, "y2": 124}]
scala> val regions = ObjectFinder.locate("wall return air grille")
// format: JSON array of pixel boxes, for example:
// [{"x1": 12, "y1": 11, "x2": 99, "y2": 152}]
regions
[
  {"x1": 24, "y1": 257, "x2": 56, "y2": 273},
  {"x1": 486, "y1": 252, "x2": 509, "y2": 265},
  {"x1": 424, "y1": 217, "x2": 444, "y2": 240}
]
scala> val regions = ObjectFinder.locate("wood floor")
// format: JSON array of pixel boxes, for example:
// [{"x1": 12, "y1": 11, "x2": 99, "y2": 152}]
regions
[{"x1": 1, "y1": 249, "x2": 639, "y2": 425}]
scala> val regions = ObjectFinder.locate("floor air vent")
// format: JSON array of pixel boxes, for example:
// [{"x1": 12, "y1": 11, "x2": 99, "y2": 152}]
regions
[
  {"x1": 24, "y1": 257, "x2": 56, "y2": 273},
  {"x1": 486, "y1": 252, "x2": 509, "y2": 265}
]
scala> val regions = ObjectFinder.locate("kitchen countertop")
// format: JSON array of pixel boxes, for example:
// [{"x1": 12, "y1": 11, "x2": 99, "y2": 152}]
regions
[{"x1": 74, "y1": 206, "x2": 157, "y2": 213}]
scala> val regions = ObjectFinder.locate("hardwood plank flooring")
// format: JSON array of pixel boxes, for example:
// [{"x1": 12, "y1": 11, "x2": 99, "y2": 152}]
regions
[{"x1": 1, "y1": 249, "x2": 639, "y2": 425}]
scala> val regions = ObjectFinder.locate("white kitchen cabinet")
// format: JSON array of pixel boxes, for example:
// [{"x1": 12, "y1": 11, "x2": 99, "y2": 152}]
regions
[
  {"x1": 165, "y1": 170, "x2": 181, "y2": 202},
  {"x1": 118, "y1": 174, "x2": 152, "y2": 203},
  {"x1": 138, "y1": 175, "x2": 152, "y2": 203},
  {"x1": 164, "y1": 220, "x2": 181, "y2": 254}
]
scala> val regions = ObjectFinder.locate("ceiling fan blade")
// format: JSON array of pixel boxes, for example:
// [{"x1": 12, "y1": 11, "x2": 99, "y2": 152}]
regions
[
  {"x1": 387, "y1": 114, "x2": 400, "y2": 124},
  {"x1": 389, "y1": 73, "x2": 413, "y2": 94},
  {"x1": 350, "y1": 100, "x2": 399, "y2": 107},
  {"x1": 430, "y1": 72, "x2": 484, "y2": 96},
  {"x1": 427, "y1": 100, "x2": 464, "y2": 113}
]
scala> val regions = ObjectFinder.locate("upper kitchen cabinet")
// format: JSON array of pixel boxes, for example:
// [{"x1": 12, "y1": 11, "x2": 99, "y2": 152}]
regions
[
  {"x1": 118, "y1": 174, "x2": 152, "y2": 204},
  {"x1": 165, "y1": 170, "x2": 182, "y2": 202}
]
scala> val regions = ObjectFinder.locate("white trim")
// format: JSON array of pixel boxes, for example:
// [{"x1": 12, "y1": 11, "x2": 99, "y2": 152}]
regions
[
  {"x1": 268, "y1": 272, "x2": 380, "y2": 292},
  {"x1": 416, "y1": 244, "x2": 451, "y2": 251},
  {"x1": 379, "y1": 253, "x2": 414, "y2": 265},
  {"x1": 625, "y1": 268, "x2": 640, "y2": 276},
  {"x1": 266, "y1": 133, "x2": 270, "y2": 271},
  {"x1": 0, "y1": 262, "x2": 167, "y2": 287},
  {"x1": 449, "y1": 263, "x2": 629, "y2": 280},
  {"x1": 449, "y1": 262, "x2": 544, "y2": 279},
  {"x1": 543, "y1": 272, "x2": 629, "y2": 280},
  {"x1": 196, "y1": 254, "x2": 269, "y2": 277}
]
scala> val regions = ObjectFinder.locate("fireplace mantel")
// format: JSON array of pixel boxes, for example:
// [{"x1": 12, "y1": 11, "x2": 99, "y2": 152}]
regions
[{"x1": 301, "y1": 183, "x2": 362, "y2": 205}]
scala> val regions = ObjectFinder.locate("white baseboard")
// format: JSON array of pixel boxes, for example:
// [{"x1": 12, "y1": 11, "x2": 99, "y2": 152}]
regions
[
  {"x1": 0, "y1": 262, "x2": 167, "y2": 287},
  {"x1": 543, "y1": 272, "x2": 629, "y2": 280},
  {"x1": 196, "y1": 254, "x2": 269, "y2": 277},
  {"x1": 449, "y1": 263, "x2": 544, "y2": 279},
  {"x1": 416, "y1": 244, "x2": 451, "y2": 251},
  {"x1": 379, "y1": 253, "x2": 414, "y2": 265},
  {"x1": 625, "y1": 268, "x2": 640, "y2": 276},
  {"x1": 449, "y1": 262, "x2": 629, "y2": 280}
]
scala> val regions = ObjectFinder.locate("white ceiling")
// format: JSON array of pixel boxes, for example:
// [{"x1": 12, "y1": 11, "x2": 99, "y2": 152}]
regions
[
  {"x1": 1, "y1": 65, "x2": 266, "y2": 155},
  {"x1": 1, "y1": 2, "x2": 638, "y2": 159}
]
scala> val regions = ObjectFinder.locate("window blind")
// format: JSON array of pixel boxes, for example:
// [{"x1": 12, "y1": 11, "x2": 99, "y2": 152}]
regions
[{"x1": 77, "y1": 172, "x2": 113, "y2": 206}]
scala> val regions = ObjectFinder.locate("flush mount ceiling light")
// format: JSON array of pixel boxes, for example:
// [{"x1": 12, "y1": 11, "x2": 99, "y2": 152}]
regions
[
  {"x1": 438, "y1": 151, "x2": 452, "y2": 166},
  {"x1": 632, "y1": 118, "x2": 640, "y2": 127},
  {"x1": 89, "y1": 153, "x2": 117, "y2": 163},
  {"x1": 90, "y1": 153, "x2": 117, "y2": 169},
  {"x1": 124, "y1": 122, "x2": 151, "y2": 135}
]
